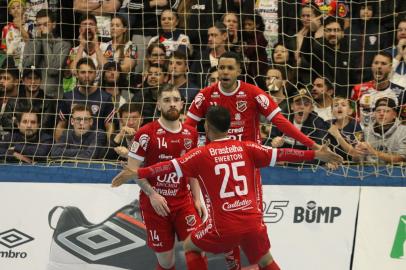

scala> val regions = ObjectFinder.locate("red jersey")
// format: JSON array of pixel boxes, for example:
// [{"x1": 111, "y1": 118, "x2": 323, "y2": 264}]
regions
[
  {"x1": 128, "y1": 120, "x2": 198, "y2": 209},
  {"x1": 171, "y1": 139, "x2": 278, "y2": 235},
  {"x1": 187, "y1": 81, "x2": 280, "y2": 143}
]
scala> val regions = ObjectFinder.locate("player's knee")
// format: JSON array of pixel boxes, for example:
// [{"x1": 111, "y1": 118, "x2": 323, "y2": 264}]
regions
[
  {"x1": 183, "y1": 236, "x2": 193, "y2": 252},
  {"x1": 156, "y1": 250, "x2": 175, "y2": 269}
]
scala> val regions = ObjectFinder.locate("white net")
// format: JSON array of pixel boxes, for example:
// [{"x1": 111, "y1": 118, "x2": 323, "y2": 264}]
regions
[{"x1": 0, "y1": 0, "x2": 405, "y2": 176}]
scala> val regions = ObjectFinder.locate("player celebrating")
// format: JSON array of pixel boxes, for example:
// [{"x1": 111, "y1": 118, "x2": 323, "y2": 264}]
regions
[
  {"x1": 112, "y1": 84, "x2": 205, "y2": 270},
  {"x1": 121, "y1": 106, "x2": 343, "y2": 270}
]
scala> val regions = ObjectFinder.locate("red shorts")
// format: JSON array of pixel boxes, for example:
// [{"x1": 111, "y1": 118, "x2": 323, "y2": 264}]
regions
[
  {"x1": 191, "y1": 222, "x2": 271, "y2": 264},
  {"x1": 141, "y1": 200, "x2": 202, "y2": 252}
]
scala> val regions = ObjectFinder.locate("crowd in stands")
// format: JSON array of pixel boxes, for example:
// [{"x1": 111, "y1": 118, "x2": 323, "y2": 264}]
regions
[{"x1": 0, "y1": 0, "x2": 406, "y2": 165}]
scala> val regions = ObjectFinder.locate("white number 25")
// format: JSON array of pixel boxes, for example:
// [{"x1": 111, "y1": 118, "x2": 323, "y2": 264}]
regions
[{"x1": 215, "y1": 161, "x2": 248, "y2": 199}]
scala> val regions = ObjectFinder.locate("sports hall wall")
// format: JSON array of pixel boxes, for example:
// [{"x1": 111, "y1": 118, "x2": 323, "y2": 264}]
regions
[{"x1": 0, "y1": 165, "x2": 404, "y2": 270}]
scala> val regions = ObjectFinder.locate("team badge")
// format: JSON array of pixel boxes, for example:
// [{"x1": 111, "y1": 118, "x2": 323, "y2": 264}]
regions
[
  {"x1": 185, "y1": 215, "x2": 197, "y2": 227},
  {"x1": 139, "y1": 134, "x2": 150, "y2": 151},
  {"x1": 236, "y1": 101, "x2": 247, "y2": 112},
  {"x1": 184, "y1": 138, "x2": 193, "y2": 149},
  {"x1": 91, "y1": 105, "x2": 100, "y2": 114},
  {"x1": 255, "y1": 94, "x2": 270, "y2": 109},
  {"x1": 129, "y1": 141, "x2": 140, "y2": 153},
  {"x1": 194, "y1": 93, "x2": 205, "y2": 109}
]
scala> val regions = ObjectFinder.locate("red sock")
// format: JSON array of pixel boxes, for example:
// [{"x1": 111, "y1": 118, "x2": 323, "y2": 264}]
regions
[
  {"x1": 185, "y1": 251, "x2": 208, "y2": 270},
  {"x1": 156, "y1": 264, "x2": 175, "y2": 270},
  {"x1": 224, "y1": 246, "x2": 241, "y2": 270},
  {"x1": 260, "y1": 260, "x2": 280, "y2": 270}
]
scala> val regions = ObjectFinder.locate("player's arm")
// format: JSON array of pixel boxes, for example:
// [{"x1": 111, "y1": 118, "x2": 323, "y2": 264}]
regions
[
  {"x1": 270, "y1": 113, "x2": 319, "y2": 150},
  {"x1": 189, "y1": 178, "x2": 206, "y2": 219}
]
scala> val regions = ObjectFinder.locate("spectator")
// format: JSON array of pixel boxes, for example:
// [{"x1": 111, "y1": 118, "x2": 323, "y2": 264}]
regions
[
  {"x1": 0, "y1": 67, "x2": 20, "y2": 137},
  {"x1": 145, "y1": 42, "x2": 168, "y2": 69},
  {"x1": 241, "y1": 13, "x2": 268, "y2": 89},
  {"x1": 357, "y1": 97, "x2": 406, "y2": 164},
  {"x1": 352, "y1": 51, "x2": 406, "y2": 128},
  {"x1": 347, "y1": 2, "x2": 388, "y2": 84},
  {"x1": 122, "y1": 0, "x2": 178, "y2": 76},
  {"x1": 101, "y1": 61, "x2": 130, "y2": 109},
  {"x1": 0, "y1": 108, "x2": 52, "y2": 163},
  {"x1": 190, "y1": 22, "x2": 228, "y2": 88},
  {"x1": 1, "y1": 0, "x2": 30, "y2": 69},
  {"x1": 389, "y1": 18, "x2": 406, "y2": 88},
  {"x1": 271, "y1": 89, "x2": 329, "y2": 150},
  {"x1": 148, "y1": 9, "x2": 193, "y2": 57},
  {"x1": 311, "y1": 77, "x2": 334, "y2": 121},
  {"x1": 23, "y1": 9, "x2": 71, "y2": 98},
  {"x1": 272, "y1": 42, "x2": 298, "y2": 95},
  {"x1": 16, "y1": 67, "x2": 57, "y2": 135},
  {"x1": 105, "y1": 103, "x2": 143, "y2": 160},
  {"x1": 73, "y1": 0, "x2": 122, "y2": 40},
  {"x1": 107, "y1": 14, "x2": 137, "y2": 73},
  {"x1": 328, "y1": 97, "x2": 363, "y2": 161},
  {"x1": 167, "y1": 50, "x2": 199, "y2": 105},
  {"x1": 51, "y1": 103, "x2": 107, "y2": 160},
  {"x1": 222, "y1": 12, "x2": 242, "y2": 52},
  {"x1": 55, "y1": 58, "x2": 115, "y2": 141},
  {"x1": 265, "y1": 66, "x2": 292, "y2": 117},
  {"x1": 205, "y1": 66, "x2": 219, "y2": 87},
  {"x1": 301, "y1": 16, "x2": 355, "y2": 97},
  {"x1": 67, "y1": 14, "x2": 109, "y2": 72},
  {"x1": 131, "y1": 64, "x2": 168, "y2": 123}
]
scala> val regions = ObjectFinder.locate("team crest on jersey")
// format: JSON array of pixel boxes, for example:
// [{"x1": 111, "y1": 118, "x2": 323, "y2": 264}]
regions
[
  {"x1": 139, "y1": 134, "x2": 150, "y2": 151},
  {"x1": 129, "y1": 141, "x2": 140, "y2": 153},
  {"x1": 184, "y1": 138, "x2": 193, "y2": 149},
  {"x1": 236, "y1": 101, "x2": 247, "y2": 112},
  {"x1": 194, "y1": 93, "x2": 205, "y2": 109},
  {"x1": 211, "y1": 92, "x2": 220, "y2": 98},
  {"x1": 91, "y1": 105, "x2": 100, "y2": 114},
  {"x1": 156, "y1": 128, "x2": 166, "y2": 135},
  {"x1": 255, "y1": 94, "x2": 270, "y2": 109},
  {"x1": 185, "y1": 215, "x2": 197, "y2": 227},
  {"x1": 182, "y1": 129, "x2": 191, "y2": 135}
]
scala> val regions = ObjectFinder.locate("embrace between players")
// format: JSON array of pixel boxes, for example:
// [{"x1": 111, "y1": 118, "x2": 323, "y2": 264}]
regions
[{"x1": 112, "y1": 52, "x2": 342, "y2": 270}]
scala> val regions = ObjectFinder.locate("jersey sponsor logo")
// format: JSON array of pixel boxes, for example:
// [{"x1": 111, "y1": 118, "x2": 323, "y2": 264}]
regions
[
  {"x1": 91, "y1": 104, "x2": 100, "y2": 114},
  {"x1": 235, "y1": 113, "x2": 241, "y2": 121},
  {"x1": 184, "y1": 138, "x2": 193, "y2": 149},
  {"x1": 211, "y1": 92, "x2": 220, "y2": 98},
  {"x1": 236, "y1": 101, "x2": 247, "y2": 112},
  {"x1": 156, "y1": 128, "x2": 166, "y2": 135},
  {"x1": 179, "y1": 149, "x2": 202, "y2": 164},
  {"x1": 222, "y1": 199, "x2": 253, "y2": 212},
  {"x1": 185, "y1": 215, "x2": 197, "y2": 227},
  {"x1": 139, "y1": 134, "x2": 150, "y2": 151},
  {"x1": 158, "y1": 154, "x2": 173, "y2": 160},
  {"x1": 191, "y1": 4, "x2": 206, "y2": 10},
  {"x1": 236, "y1": 91, "x2": 246, "y2": 98},
  {"x1": 194, "y1": 223, "x2": 212, "y2": 240},
  {"x1": 255, "y1": 94, "x2": 270, "y2": 109},
  {"x1": 194, "y1": 93, "x2": 205, "y2": 109},
  {"x1": 182, "y1": 129, "x2": 191, "y2": 135},
  {"x1": 130, "y1": 141, "x2": 140, "y2": 153}
]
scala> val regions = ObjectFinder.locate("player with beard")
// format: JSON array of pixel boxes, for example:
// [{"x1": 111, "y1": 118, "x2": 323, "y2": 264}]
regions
[{"x1": 112, "y1": 84, "x2": 206, "y2": 270}]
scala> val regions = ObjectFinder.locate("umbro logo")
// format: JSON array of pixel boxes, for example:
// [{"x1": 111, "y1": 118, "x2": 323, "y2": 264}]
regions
[{"x1": 0, "y1": 229, "x2": 34, "y2": 249}]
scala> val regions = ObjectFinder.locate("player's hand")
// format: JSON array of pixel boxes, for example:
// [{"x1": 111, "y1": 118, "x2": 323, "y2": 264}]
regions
[
  {"x1": 114, "y1": 146, "x2": 129, "y2": 158},
  {"x1": 194, "y1": 199, "x2": 207, "y2": 220},
  {"x1": 315, "y1": 143, "x2": 343, "y2": 164},
  {"x1": 111, "y1": 166, "x2": 137, "y2": 187},
  {"x1": 149, "y1": 193, "x2": 170, "y2": 217},
  {"x1": 271, "y1": 136, "x2": 284, "y2": 148}
]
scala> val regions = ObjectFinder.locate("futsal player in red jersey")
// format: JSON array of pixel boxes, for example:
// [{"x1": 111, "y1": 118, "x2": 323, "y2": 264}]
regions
[
  {"x1": 112, "y1": 84, "x2": 205, "y2": 270},
  {"x1": 186, "y1": 51, "x2": 322, "y2": 269},
  {"x1": 124, "y1": 106, "x2": 342, "y2": 270}
]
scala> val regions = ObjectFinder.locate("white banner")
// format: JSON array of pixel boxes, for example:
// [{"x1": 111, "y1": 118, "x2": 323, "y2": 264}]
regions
[
  {"x1": 0, "y1": 183, "x2": 139, "y2": 270},
  {"x1": 352, "y1": 187, "x2": 406, "y2": 270},
  {"x1": 262, "y1": 185, "x2": 359, "y2": 270}
]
